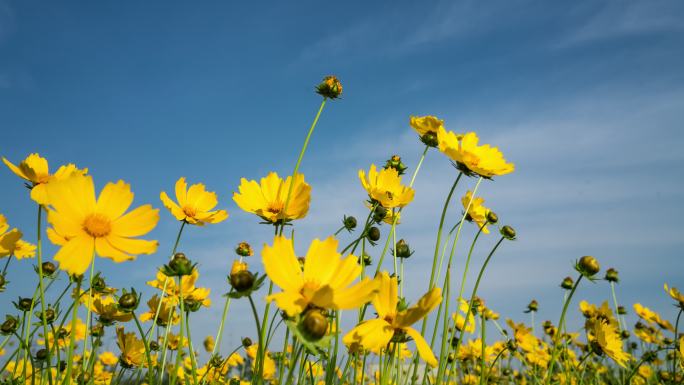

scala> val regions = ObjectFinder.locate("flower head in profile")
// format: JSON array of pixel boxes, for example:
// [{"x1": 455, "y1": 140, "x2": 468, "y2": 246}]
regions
[
  {"x1": 233, "y1": 172, "x2": 311, "y2": 224},
  {"x1": 633, "y1": 303, "x2": 674, "y2": 332},
  {"x1": 139, "y1": 294, "x2": 180, "y2": 326},
  {"x1": 44, "y1": 174, "x2": 159, "y2": 275},
  {"x1": 452, "y1": 298, "x2": 476, "y2": 334},
  {"x1": 147, "y1": 269, "x2": 211, "y2": 308},
  {"x1": 160, "y1": 177, "x2": 228, "y2": 225},
  {"x1": 116, "y1": 326, "x2": 146, "y2": 368},
  {"x1": 359, "y1": 165, "x2": 415, "y2": 209},
  {"x1": 343, "y1": 272, "x2": 442, "y2": 367},
  {"x1": 262, "y1": 236, "x2": 379, "y2": 317},
  {"x1": 2, "y1": 153, "x2": 88, "y2": 205},
  {"x1": 0, "y1": 214, "x2": 25, "y2": 258},
  {"x1": 410, "y1": 116, "x2": 445, "y2": 147},
  {"x1": 588, "y1": 320, "x2": 630, "y2": 367},
  {"x1": 664, "y1": 284, "x2": 684, "y2": 309},
  {"x1": 83, "y1": 295, "x2": 133, "y2": 325},
  {"x1": 438, "y1": 130, "x2": 514, "y2": 178},
  {"x1": 461, "y1": 191, "x2": 491, "y2": 234}
]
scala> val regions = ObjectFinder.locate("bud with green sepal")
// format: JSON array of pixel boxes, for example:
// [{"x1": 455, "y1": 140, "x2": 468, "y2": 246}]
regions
[
  {"x1": 118, "y1": 288, "x2": 140, "y2": 313},
  {"x1": 500, "y1": 225, "x2": 516, "y2": 240},
  {"x1": 392, "y1": 239, "x2": 413, "y2": 259},
  {"x1": 604, "y1": 268, "x2": 619, "y2": 283},
  {"x1": 560, "y1": 276, "x2": 574, "y2": 290},
  {"x1": 162, "y1": 252, "x2": 196, "y2": 277},
  {"x1": 384, "y1": 155, "x2": 408, "y2": 175},
  {"x1": 575, "y1": 256, "x2": 600, "y2": 279},
  {"x1": 343, "y1": 215, "x2": 357, "y2": 232},
  {"x1": 316, "y1": 75, "x2": 343, "y2": 99}
]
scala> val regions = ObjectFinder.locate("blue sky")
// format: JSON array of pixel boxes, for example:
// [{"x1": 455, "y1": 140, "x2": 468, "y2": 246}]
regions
[{"x1": 1, "y1": 0, "x2": 683, "y2": 358}]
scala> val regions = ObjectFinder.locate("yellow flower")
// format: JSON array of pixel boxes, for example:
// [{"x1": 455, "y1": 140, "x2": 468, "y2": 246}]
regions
[
  {"x1": 0, "y1": 214, "x2": 23, "y2": 258},
  {"x1": 87, "y1": 295, "x2": 133, "y2": 324},
  {"x1": 2, "y1": 153, "x2": 88, "y2": 205},
  {"x1": 245, "y1": 345, "x2": 276, "y2": 380},
  {"x1": 410, "y1": 115, "x2": 444, "y2": 137},
  {"x1": 116, "y1": 326, "x2": 146, "y2": 368},
  {"x1": 343, "y1": 272, "x2": 442, "y2": 367},
  {"x1": 139, "y1": 294, "x2": 179, "y2": 326},
  {"x1": 231, "y1": 260, "x2": 248, "y2": 276},
  {"x1": 44, "y1": 174, "x2": 159, "y2": 275},
  {"x1": 461, "y1": 191, "x2": 490, "y2": 234},
  {"x1": 99, "y1": 351, "x2": 118, "y2": 366},
  {"x1": 160, "y1": 177, "x2": 228, "y2": 225},
  {"x1": 664, "y1": 284, "x2": 684, "y2": 309},
  {"x1": 147, "y1": 269, "x2": 211, "y2": 308},
  {"x1": 262, "y1": 236, "x2": 379, "y2": 317},
  {"x1": 226, "y1": 352, "x2": 244, "y2": 367},
  {"x1": 458, "y1": 339, "x2": 495, "y2": 363},
  {"x1": 358, "y1": 165, "x2": 415, "y2": 209},
  {"x1": 507, "y1": 320, "x2": 551, "y2": 368},
  {"x1": 38, "y1": 317, "x2": 86, "y2": 349},
  {"x1": 452, "y1": 299, "x2": 476, "y2": 334},
  {"x1": 438, "y1": 130, "x2": 514, "y2": 178},
  {"x1": 203, "y1": 335, "x2": 215, "y2": 352},
  {"x1": 233, "y1": 172, "x2": 311, "y2": 223},
  {"x1": 589, "y1": 320, "x2": 630, "y2": 367},
  {"x1": 633, "y1": 303, "x2": 674, "y2": 332}
]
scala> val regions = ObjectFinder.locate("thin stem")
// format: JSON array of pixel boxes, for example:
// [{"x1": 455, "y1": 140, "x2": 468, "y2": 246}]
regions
[
  {"x1": 80, "y1": 248, "x2": 97, "y2": 372},
  {"x1": 247, "y1": 295, "x2": 263, "y2": 385},
  {"x1": 545, "y1": 274, "x2": 583, "y2": 381},
  {"x1": 132, "y1": 312, "x2": 154, "y2": 384},
  {"x1": 35, "y1": 205, "x2": 53, "y2": 385},
  {"x1": 185, "y1": 311, "x2": 199, "y2": 385},
  {"x1": 610, "y1": 282, "x2": 623, "y2": 332},
  {"x1": 428, "y1": 173, "x2": 462, "y2": 290},
  {"x1": 63, "y1": 277, "x2": 82, "y2": 385}
]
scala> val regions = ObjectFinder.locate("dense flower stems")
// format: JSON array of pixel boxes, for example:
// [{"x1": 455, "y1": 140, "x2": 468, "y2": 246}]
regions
[
  {"x1": 479, "y1": 310, "x2": 487, "y2": 385},
  {"x1": 169, "y1": 278, "x2": 187, "y2": 385},
  {"x1": 279, "y1": 98, "x2": 327, "y2": 237},
  {"x1": 427, "y1": 173, "x2": 462, "y2": 291},
  {"x1": 132, "y1": 312, "x2": 155, "y2": 383},
  {"x1": 446, "y1": 236, "x2": 506, "y2": 385},
  {"x1": 185, "y1": 311, "x2": 200, "y2": 385},
  {"x1": 80, "y1": 255, "x2": 97, "y2": 372},
  {"x1": 21, "y1": 284, "x2": 40, "y2": 383},
  {"x1": 63, "y1": 277, "x2": 83, "y2": 385},
  {"x1": 545, "y1": 273, "x2": 583, "y2": 382},
  {"x1": 247, "y1": 294, "x2": 264, "y2": 385},
  {"x1": 435, "y1": 267, "x2": 452, "y2": 384},
  {"x1": 157, "y1": 310, "x2": 175, "y2": 383},
  {"x1": 35, "y1": 205, "x2": 54, "y2": 385},
  {"x1": 673, "y1": 309, "x2": 682, "y2": 377}
]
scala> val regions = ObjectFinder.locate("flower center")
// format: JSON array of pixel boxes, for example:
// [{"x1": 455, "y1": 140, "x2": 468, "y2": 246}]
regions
[
  {"x1": 266, "y1": 201, "x2": 284, "y2": 214},
  {"x1": 82, "y1": 214, "x2": 112, "y2": 238},
  {"x1": 384, "y1": 191, "x2": 394, "y2": 200},
  {"x1": 182, "y1": 205, "x2": 197, "y2": 218}
]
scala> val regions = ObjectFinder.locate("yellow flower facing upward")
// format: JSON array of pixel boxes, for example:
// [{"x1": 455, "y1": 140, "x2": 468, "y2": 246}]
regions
[
  {"x1": 2, "y1": 153, "x2": 88, "y2": 205},
  {"x1": 359, "y1": 165, "x2": 415, "y2": 209},
  {"x1": 44, "y1": 174, "x2": 159, "y2": 275},
  {"x1": 160, "y1": 177, "x2": 228, "y2": 225},
  {"x1": 462, "y1": 191, "x2": 491, "y2": 234},
  {"x1": 343, "y1": 272, "x2": 442, "y2": 367},
  {"x1": 147, "y1": 269, "x2": 211, "y2": 308},
  {"x1": 262, "y1": 236, "x2": 379, "y2": 317},
  {"x1": 589, "y1": 320, "x2": 630, "y2": 367},
  {"x1": 438, "y1": 129, "x2": 514, "y2": 178},
  {"x1": 233, "y1": 172, "x2": 311, "y2": 224},
  {"x1": 116, "y1": 326, "x2": 146, "y2": 368}
]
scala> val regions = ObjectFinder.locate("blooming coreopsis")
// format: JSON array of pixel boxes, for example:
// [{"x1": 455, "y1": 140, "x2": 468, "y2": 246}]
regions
[
  {"x1": 2, "y1": 153, "x2": 88, "y2": 205},
  {"x1": 147, "y1": 269, "x2": 211, "y2": 308},
  {"x1": 139, "y1": 294, "x2": 180, "y2": 326},
  {"x1": 116, "y1": 327, "x2": 146, "y2": 368},
  {"x1": 262, "y1": 236, "x2": 379, "y2": 317},
  {"x1": 44, "y1": 174, "x2": 159, "y2": 275},
  {"x1": 160, "y1": 177, "x2": 228, "y2": 225},
  {"x1": 589, "y1": 320, "x2": 630, "y2": 367},
  {"x1": 461, "y1": 190, "x2": 491, "y2": 234},
  {"x1": 233, "y1": 172, "x2": 311, "y2": 223},
  {"x1": 409, "y1": 115, "x2": 445, "y2": 146},
  {"x1": 438, "y1": 130, "x2": 514, "y2": 178},
  {"x1": 343, "y1": 272, "x2": 442, "y2": 367},
  {"x1": 0, "y1": 214, "x2": 22, "y2": 258},
  {"x1": 358, "y1": 165, "x2": 415, "y2": 209}
]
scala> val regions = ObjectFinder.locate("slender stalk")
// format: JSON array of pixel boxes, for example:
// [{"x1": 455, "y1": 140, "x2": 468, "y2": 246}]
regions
[
  {"x1": 184, "y1": 311, "x2": 199, "y2": 385},
  {"x1": 609, "y1": 282, "x2": 623, "y2": 332},
  {"x1": 545, "y1": 274, "x2": 583, "y2": 382},
  {"x1": 63, "y1": 277, "x2": 82, "y2": 385},
  {"x1": 80, "y1": 251, "x2": 97, "y2": 372},
  {"x1": 210, "y1": 293, "x2": 233, "y2": 357},
  {"x1": 247, "y1": 295, "x2": 263, "y2": 385},
  {"x1": 169, "y1": 278, "x2": 187, "y2": 385},
  {"x1": 427, "y1": 173, "x2": 462, "y2": 290},
  {"x1": 479, "y1": 311, "x2": 487, "y2": 385},
  {"x1": 132, "y1": 312, "x2": 154, "y2": 384},
  {"x1": 35, "y1": 205, "x2": 54, "y2": 385}
]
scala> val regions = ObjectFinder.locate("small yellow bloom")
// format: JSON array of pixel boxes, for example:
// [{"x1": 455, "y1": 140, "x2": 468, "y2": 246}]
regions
[
  {"x1": 343, "y1": 272, "x2": 442, "y2": 367},
  {"x1": 45, "y1": 174, "x2": 159, "y2": 275},
  {"x1": 262, "y1": 236, "x2": 379, "y2": 317},
  {"x1": 203, "y1": 335, "x2": 215, "y2": 352},
  {"x1": 38, "y1": 317, "x2": 86, "y2": 349},
  {"x1": 160, "y1": 177, "x2": 228, "y2": 225},
  {"x1": 233, "y1": 172, "x2": 311, "y2": 223},
  {"x1": 116, "y1": 326, "x2": 146, "y2": 368},
  {"x1": 438, "y1": 130, "x2": 514, "y2": 178},
  {"x1": 461, "y1": 191, "x2": 490, "y2": 234},
  {"x1": 633, "y1": 303, "x2": 674, "y2": 331},
  {"x1": 86, "y1": 295, "x2": 133, "y2": 324},
  {"x1": 99, "y1": 351, "x2": 118, "y2": 366},
  {"x1": 2, "y1": 153, "x2": 88, "y2": 205},
  {"x1": 245, "y1": 345, "x2": 276, "y2": 380},
  {"x1": 139, "y1": 294, "x2": 179, "y2": 326},
  {"x1": 359, "y1": 164, "x2": 415, "y2": 209},
  {"x1": 0, "y1": 214, "x2": 22, "y2": 258},
  {"x1": 147, "y1": 269, "x2": 211, "y2": 308},
  {"x1": 664, "y1": 284, "x2": 684, "y2": 309},
  {"x1": 410, "y1": 115, "x2": 444, "y2": 137},
  {"x1": 589, "y1": 320, "x2": 630, "y2": 367},
  {"x1": 231, "y1": 260, "x2": 248, "y2": 276},
  {"x1": 452, "y1": 298, "x2": 476, "y2": 334}
]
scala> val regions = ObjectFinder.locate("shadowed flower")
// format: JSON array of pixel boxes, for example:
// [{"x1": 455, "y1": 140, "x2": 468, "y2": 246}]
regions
[
  {"x1": 343, "y1": 272, "x2": 442, "y2": 367},
  {"x1": 44, "y1": 174, "x2": 159, "y2": 275},
  {"x1": 461, "y1": 191, "x2": 491, "y2": 234},
  {"x1": 0, "y1": 214, "x2": 22, "y2": 258},
  {"x1": 438, "y1": 130, "x2": 514, "y2": 178},
  {"x1": 589, "y1": 320, "x2": 630, "y2": 367},
  {"x1": 99, "y1": 351, "x2": 118, "y2": 366},
  {"x1": 2, "y1": 153, "x2": 88, "y2": 205},
  {"x1": 664, "y1": 284, "x2": 684, "y2": 309},
  {"x1": 262, "y1": 236, "x2": 379, "y2": 317},
  {"x1": 160, "y1": 177, "x2": 228, "y2": 225},
  {"x1": 233, "y1": 172, "x2": 311, "y2": 224},
  {"x1": 139, "y1": 294, "x2": 179, "y2": 326},
  {"x1": 147, "y1": 269, "x2": 211, "y2": 308},
  {"x1": 116, "y1": 326, "x2": 146, "y2": 368},
  {"x1": 359, "y1": 165, "x2": 415, "y2": 209}
]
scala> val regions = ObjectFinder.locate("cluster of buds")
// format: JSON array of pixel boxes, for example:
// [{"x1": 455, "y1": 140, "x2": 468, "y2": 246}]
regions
[
  {"x1": 162, "y1": 252, "x2": 196, "y2": 277},
  {"x1": 384, "y1": 155, "x2": 407, "y2": 175}
]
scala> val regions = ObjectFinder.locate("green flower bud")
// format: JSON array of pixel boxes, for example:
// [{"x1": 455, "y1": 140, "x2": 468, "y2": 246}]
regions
[
  {"x1": 118, "y1": 291, "x2": 139, "y2": 312},
  {"x1": 149, "y1": 341, "x2": 160, "y2": 351},
  {"x1": 184, "y1": 298, "x2": 202, "y2": 312},
  {"x1": 164, "y1": 252, "x2": 195, "y2": 277},
  {"x1": 242, "y1": 337, "x2": 253, "y2": 348},
  {"x1": 367, "y1": 226, "x2": 381, "y2": 242},
  {"x1": 560, "y1": 276, "x2": 574, "y2": 290},
  {"x1": 0, "y1": 316, "x2": 19, "y2": 335},
  {"x1": 617, "y1": 305, "x2": 626, "y2": 315},
  {"x1": 486, "y1": 211, "x2": 499, "y2": 225},
  {"x1": 91, "y1": 273, "x2": 107, "y2": 293},
  {"x1": 604, "y1": 268, "x2": 619, "y2": 283},
  {"x1": 301, "y1": 310, "x2": 328, "y2": 341},
  {"x1": 91, "y1": 323, "x2": 105, "y2": 338},
  {"x1": 230, "y1": 270, "x2": 255, "y2": 292},
  {"x1": 35, "y1": 348, "x2": 48, "y2": 361},
  {"x1": 420, "y1": 132, "x2": 439, "y2": 148},
  {"x1": 0, "y1": 273, "x2": 6, "y2": 291},
  {"x1": 316, "y1": 75, "x2": 343, "y2": 99},
  {"x1": 40, "y1": 308, "x2": 56, "y2": 324},
  {"x1": 235, "y1": 242, "x2": 253, "y2": 257},
  {"x1": 41, "y1": 262, "x2": 57, "y2": 277},
  {"x1": 343, "y1": 216, "x2": 357, "y2": 231},
  {"x1": 620, "y1": 330, "x2": 630, "y2": 340},
  {"x1": 577, "y1": 256, "x2": 600, "y2": 277},
  {"x1": 16, "y1": 297, "x2": 33, "y2": 312},
  {"x1": 384, "y1": 155, "x2": 408, "y2": 175},
  {"x1": 394, "y1": 239, "x2": 413, "y2": 259},
  {"x1": 372, "y1": 206, "x2": 387, "y2": 223},
  {"x1": 500, "y1": 225, "x2": 516, "y2": 240},
  {"x1": 526, "y1": 300, "x2": 538, "y2": 313}
]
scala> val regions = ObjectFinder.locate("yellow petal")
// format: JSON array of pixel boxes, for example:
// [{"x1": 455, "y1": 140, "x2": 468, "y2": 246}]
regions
[
  {"x1": 396, "y1": 287, "x2": 442, "y2": 327},
  {"x1": 303, "y1": 237, "x2": 340, "y2": 284},
  {"x1": 372, "y1": 272, "x2": 398, "y2": 320},
  {"x1": 266, "y1": 292, "x2": 307, "y2": 318},
  {"x1": 332, "y1": 277, "x2": 379, "y2": 310},
  {"x1": 96, "y1": 180, "x2": 134, "y2": 220},
  {"x1": 54, "y1": 235, "x2": 95, "y2": 275},
  {"x1": 112, "y1": 205, "x2": 159, "y2": 237},
  {"x1": 174, "y1": 177, "x2": 188, "y2": 207},
  {"x1": 160, "y1": 191, "x2": 186, "y2": 221},
  {"x1": 262, "y1": 236, "x2": 303, "y2": 293},
  {"x1": 342, "y1": 319, "x2": 393, "y2": 353},
  {"x1": 404, "y1": 327, "x2": 438, "y2": 367}
]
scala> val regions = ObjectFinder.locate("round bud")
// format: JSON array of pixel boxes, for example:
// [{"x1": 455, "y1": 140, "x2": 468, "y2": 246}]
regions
[
  {"x1": 500, "y1": 225, "x2": 516, "y2": 240},
  {"x1": 629, "y1": 342, "x2": 638, "y2": 350},
  {"x1": 118, "y1": 293, "x2": 139, "y2": 312},
  {"x1": 384, "y1": 155, "x2": 407, "y2": 175},
  {"x1": 235, "y1": 242, "x2": 253, "y2": 257},
  {"x1": 589, "y1": 340, "x2": 603, "y2": 356},
  {"x1": 301, "y1": 310, "x2": 328, "y2": 341},
  {"x1": 184, "y1": 298, "x2": 201, "y2": 312},
  {"x1": 316, "y1": 75, "x2": 343, "y2": 99},
  {"x1": 230, "y1": 378, "x2": 241, "y2": 385},
  {"x1": 367, "y1": 227, "x2": 381, "y2": 242},
  {"x1": 169, "y1": 253, "x2": 193, "y2": 276},
  {"x1": 41, "y1": 262, "x2": 57, "y2": 277},
  {"x1": 395, "y1": 239, "x2": 412, "y2": 259},
  {"x1": 578, "y1": 256, "x2": 600, "y2": 277},
  {"x1": 58, "y1": 361, "x2": 67, "y2": 372},
  {"x1": 35, "y1": 349, "x2": 48, "y2": 361},
  {"x1": 359, "y1": 253, "x2": 372, "y2": 266},
  {"x1": 18, "y1": 297, "x2": 33, "y2": 312},
  {"x1": 372, "y1": 206, "x2": 387, "y2": 223},
  {"x1": 149, "y1": 341, "x2": 160, "y2": 351},
  {"x1": 604, "y1": 268, "x2": 619, "y2": 283},
  {"x1": 242, "y1": 337, "x2": 253, "y2": 348},
  {"x1": 617, "y1": 305, "x2": 627, "y2": 315},
  {"x1": 0, "y1": 273, "x2": 5, "y2": 289},
  {"x1": 91, "y1": 275, "x2": 107, "y2": 293},
  {"x1": 343, "y1": 216, "x2": 357, "y2": 231},
  {"x1": 230, "y1": 270, "x2": 255, "y2": 292},
  {"x1": 506, "y1": 339, "x2": 517, "y2": 351},
  {"x1": 447, "y1": 353, "x2": 455, "y2": 363},
  {"x1": 450, "y1": 336, "x2": 458, "y2": 348},
  {"x1": 42, "y1": 308, "x2": 56, "y2": 324},
  {"x1": 486, "y1": 211, "x2": 499, "y2": 225},
  {"x1": 420, "y1": 132, "x2": 439, "y2": 147},
  {"x1": 663, "y1": 337, "x2": 673, "y2": 345},
  {"x1": 560, "y1": 277, "x2": 574, "y2": 290},
  {"x1": 503, "y1": 368, "x2": 512, "y2": 376},
  {"x1": 57, "y1": 327, "x2": 69, "y2": 338},
  {"x1": 1, "y1": 316, "x2": 19, "y2": 335},
  {"x1": 527, "y1": 300, "x2": 538, "y2": 312},
  {"x1": 91, "y1": 323, "x2": 105, "y2": 338}
]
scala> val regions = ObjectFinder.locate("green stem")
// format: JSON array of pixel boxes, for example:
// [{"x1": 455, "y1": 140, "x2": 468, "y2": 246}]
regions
[
  {"x1": 427, "y1": 173, "x2": 462, "y2": 290},
  {"x1": 545, "y1": 274, "x2": 583, "y2": 382},
  {"x1": 211, "y1": 292, "x2": 234, "y2": 357},
  {"x1": 169, "y1": 278, "x2": 187, "y2": 385},
  {"x1": 610, "y1": 282, "x2": 622, "y2": 332},
  {"x1": 479, "y1": 311, "x2": 486, "y2": 385},
  {"x1": 185, "y1": 311, "x2": 199, "y2": 385},
  {"x1": 80, "y1": 249, "x2": 97, "y2": 373},
  {"x1": 247, "y1": 295, "x2": 263, "y2": 385},
  {"x1": 132, "y1": 312, "x2": 154, "y2": 384},
  {"x1": 35, "y1": 205, "x2": 54, "y2": 385},
  {"x1": 62, "y1": 277, "x2": 82, "y2": 385}
]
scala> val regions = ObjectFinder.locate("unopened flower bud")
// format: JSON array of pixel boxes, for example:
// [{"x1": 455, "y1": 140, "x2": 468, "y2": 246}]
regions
[
  {"x1": 17, "y1": 297, "x2": 33, "y2": 312},
  {"x1": 359, "y1": 253, "x2": 372, "y2": 266},
  {"x1": 91, "y1": 323, "x2": 105, "y2": 338},
  {"x1": 620, "y1": 330, "x2": 630, "y2": 340},
  {"x1": 118, "y1": 291, "x2": 139, "y2": 312},
  {"x1": 184, "y1": 298, "x2": 202, "y2": 312},
  {"x1": 526, "y1": 300, "x2": 538, "y2": 313},
  {"x1": 316, "y1": 75, "x2": 342, "y2": 99},
  {"x1": 561, "y1": 277, "x2": 574, "y2": 290},
  {"x1": 41, "y1": 262, "x2": 57, "y2": 277},
  {"x1": 500, "y1": 225, "x2": 516, "y2": 240},
  {"x1": 0, "y1": 316, "x2": 19, "y2": 335},
  {"x1": 204, "y1": 335, "x2": 215, "y2": 352},
  {"x1": 617, "y1": 305, "x2": 627, "y2": 315},
  {"x1": 301, "y1": 310, "x2": 328, "y2": 341},
  {"x1": 35, "y1": 348, "x2": 48, "y2": 361},
  {"x1": 420, "y1": 132, "x2": 439, "y2": 148},
  {"x1": 367, "y1": 226, "x2": 381, "y2": 242},
  {"x1": 372, "y1": 206, "x2": 387, "y2": 223},
  {"x1": 447, "y1": 353, "x2": 455, "y2": 363},
  {"x1": 0, "y1": 274, "x2": 6, "y2": 291},
  {"x1": 242, "y1": 337, "x2": 253, "y2": 348},
  {"x1": 384, "y1": 155, "x2": 408, "y2": 175},
  {"x1": 41, "y1": 308, "x2": 56, "y2": 324},
  {"x1": 394, "y1": 239, "x2": 413, "y2": 259},
  {"x1": 235, "y1": 242, "x2": 253, "y2": 257},
  {"x1": 486, "y1": 211, "x2": 499, "y2": 225},
  {"x1": 506, "y1": 339, "x2": 517, "y2": 351},
  {"x1": 149, "y1": 341, "x2": 160, "y2": 351},
  {"x1": 577, "y1": 256, "x2": 600, "y2": 277},
  {"x1": 91, "y1": 274, "x2": 107, "y2": 293},
  {"x1": 343, "y1": 216, "x2": 357, "y2": 231},
  {"x1": 167, "y1": 252, "x2": 194, "y2": 277},
  {"x1": 230, "y1": 270, "x2": 255, "y2": 292},
  {"x1": 604, "y1": 268, "x2": 619, "y2": 283}
]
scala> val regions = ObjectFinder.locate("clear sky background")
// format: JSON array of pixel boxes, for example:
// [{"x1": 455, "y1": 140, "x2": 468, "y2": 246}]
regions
[{"x1": 1, "y1": 0, "x2": 683, "y2": 360}]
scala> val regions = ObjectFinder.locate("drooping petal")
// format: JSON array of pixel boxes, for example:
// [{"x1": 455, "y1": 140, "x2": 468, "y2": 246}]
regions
[
  {"x1": 396, "y1": 287, "x2": 442, "y2": 327},
  {"x1": 266, "y1": 291, "x2": 307, "y2": 318},
  {"x1": 54, "y1": 235, "x2": 95, "y2": 275},
  {"x1": 343, "y1": 319, "x2": 393, "y2": 354},
  {"x1": 404, "y1": 327, "x2": 438, "y2": 367}
]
